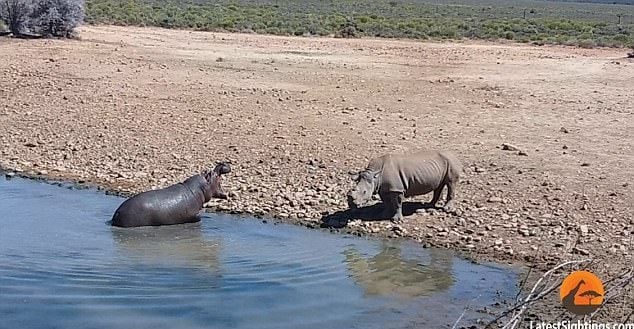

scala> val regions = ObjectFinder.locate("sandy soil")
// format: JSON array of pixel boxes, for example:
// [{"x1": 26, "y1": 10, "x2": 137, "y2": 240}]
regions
[{"x1": 0, "y1": 26, "x2": 632, "y2": 325}]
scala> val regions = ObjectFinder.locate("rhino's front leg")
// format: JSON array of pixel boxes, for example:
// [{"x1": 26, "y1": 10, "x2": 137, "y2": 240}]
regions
[
  {"x1": 379, "y1": 192, "x2": 404, "y2": 222},
  {"x1": 427, "y1": 185, "x2": 444, "y2": 208}
]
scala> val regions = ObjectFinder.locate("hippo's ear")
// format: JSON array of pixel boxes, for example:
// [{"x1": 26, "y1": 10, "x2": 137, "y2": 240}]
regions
[{"x1": 214, "y1": 162, "x2": 231, "y2": 175}]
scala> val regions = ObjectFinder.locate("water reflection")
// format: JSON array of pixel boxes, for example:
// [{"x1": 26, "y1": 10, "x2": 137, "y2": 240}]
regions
[
  {"x1": 344, "y1": 243, "x2": 454, "y2": 298},
  {"x1": 110, "y1": 223, "x2": 222, "y2": 274}
]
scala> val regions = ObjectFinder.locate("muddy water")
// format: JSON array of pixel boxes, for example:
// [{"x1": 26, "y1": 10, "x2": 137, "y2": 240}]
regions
[{"x1": 0, "y1": 176, "x2": 519, "y2": 328}]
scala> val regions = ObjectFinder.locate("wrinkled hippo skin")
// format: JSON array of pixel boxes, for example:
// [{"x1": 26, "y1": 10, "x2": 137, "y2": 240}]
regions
[{"x1": 111, "y1": 163, "x2": 231, "y2": 228}]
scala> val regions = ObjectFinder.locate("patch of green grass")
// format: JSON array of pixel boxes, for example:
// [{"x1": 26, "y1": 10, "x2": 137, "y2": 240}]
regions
[{"x1": 84, "y1": 0, "x2": 634, "y2": 48}]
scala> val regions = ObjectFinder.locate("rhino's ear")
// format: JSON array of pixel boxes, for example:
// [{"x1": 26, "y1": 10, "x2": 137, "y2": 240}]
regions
[
  {"x1": 371, "y1": 171, "x2": 381, "y2": 180},
  {"x1": 348, "y1": 170, "x2": 359, "y2": 181}
]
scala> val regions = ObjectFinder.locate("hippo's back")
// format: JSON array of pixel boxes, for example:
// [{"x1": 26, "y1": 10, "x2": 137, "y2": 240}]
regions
[{"x1": 111, "y1": 184, "x2": 199, "y2": 227}]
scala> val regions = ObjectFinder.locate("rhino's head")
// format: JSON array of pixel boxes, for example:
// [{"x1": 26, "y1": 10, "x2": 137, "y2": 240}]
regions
[
  {"x1": 201, "y1": 162, "x2": 231, "y2": 202},
  {"x1": 346, "y1": 170, "x2": 380, "y2": 209}
]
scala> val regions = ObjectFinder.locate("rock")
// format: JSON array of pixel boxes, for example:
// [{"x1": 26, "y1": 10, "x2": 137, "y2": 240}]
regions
[
  {"x1": 579, "y1": 225, "x2": 589, "y2": 236},
  {"x1": 488, "y1": 196, "x2": 503, "y2": 203},
  {"x1": 392, "y1": 225, "x2": 407, "y2": 236},
  {"x1": 573, "y1": 247, "x2": 590, "y2": 256},
  {"x1": 518, "y1": 151, "x2": 528, "y2": 156},
  {"x1": 502, "y1": 143, "x2": 520, "y2": 151},
  {"x1": 5, "y1": 172, "x2": 15, "y2": 178}
]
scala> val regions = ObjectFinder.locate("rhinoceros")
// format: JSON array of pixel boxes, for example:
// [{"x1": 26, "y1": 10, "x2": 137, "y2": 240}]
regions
[{"x1": 346, "y1": 150, "x2": 462, "y2": 222}]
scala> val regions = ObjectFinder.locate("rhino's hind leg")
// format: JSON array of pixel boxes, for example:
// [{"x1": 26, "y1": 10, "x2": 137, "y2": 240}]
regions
[
  {"x1": 443, "y1": 181, "x2": 457, "y2": 213},
  {"x1": 379, "y1": 192, "x2": 404, "y2": 222}
]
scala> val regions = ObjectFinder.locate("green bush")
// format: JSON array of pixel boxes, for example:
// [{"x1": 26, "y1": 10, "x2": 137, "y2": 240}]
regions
[{"x1": 82, "y1": 0, "x2": 634, "y2": 48}]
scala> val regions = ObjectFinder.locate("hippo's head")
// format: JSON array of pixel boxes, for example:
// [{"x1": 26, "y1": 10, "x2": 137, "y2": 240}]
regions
[
  {"x1": 346, "y1": 170, "x2": 380, "y2": 209},
  {"x1": 201, "y1": 162, "x2": 231, "y2": 202}
]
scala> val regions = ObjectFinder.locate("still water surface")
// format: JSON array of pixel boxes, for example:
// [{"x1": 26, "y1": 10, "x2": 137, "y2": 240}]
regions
[{"x1": 0, "y1": 176, "x2": 519, "y2": 328}]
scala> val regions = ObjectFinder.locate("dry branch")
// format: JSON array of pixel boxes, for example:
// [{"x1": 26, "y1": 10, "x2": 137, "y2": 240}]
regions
[{"x1": 485, "y1": 259, "x2": 592, "y2": 329}]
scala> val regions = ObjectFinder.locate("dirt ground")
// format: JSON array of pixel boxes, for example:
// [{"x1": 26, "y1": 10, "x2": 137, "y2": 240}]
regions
[{"x1": 0, "y1": 26, "x2": 632, "y2": 326}]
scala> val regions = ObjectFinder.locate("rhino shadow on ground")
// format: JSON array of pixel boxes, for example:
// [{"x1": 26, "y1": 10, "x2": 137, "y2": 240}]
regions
[{"x1": 320, "y1": 201, "x2": 434, "y2": 228}]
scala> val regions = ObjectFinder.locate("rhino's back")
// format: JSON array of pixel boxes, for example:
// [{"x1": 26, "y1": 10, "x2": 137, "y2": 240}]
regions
[{"x1": 374, "y1": 150, "x2": 460, "y2": 196}]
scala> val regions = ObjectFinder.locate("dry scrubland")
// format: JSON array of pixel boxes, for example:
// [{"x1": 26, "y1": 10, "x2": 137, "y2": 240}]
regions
[{"x1": 0, "y1": 26, "x2": 632, "y2": 324}]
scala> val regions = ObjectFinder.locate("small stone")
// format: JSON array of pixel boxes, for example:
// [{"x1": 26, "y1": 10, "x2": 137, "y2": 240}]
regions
[
  {"x1": 488, "y1": 196, "x2": 503, "y2": 203},
  {"x1": 5, "y1": 172, "x2": 15, "y2": 178},
  {"x1": 579, "y1": 225, "x2": 589, "y2": 236},
  {"x1": 573, "y1": 247, "x2": 590, "y2": 256},
  {"x1": 518, "y1": 151, "x2": 528, "y2": 156},
  {"x1": 560, "y1": 127, "x2": 569, "y2": 133},
  {"x1": 502, "y1": 143, "x2": 520, "y2": 151}
]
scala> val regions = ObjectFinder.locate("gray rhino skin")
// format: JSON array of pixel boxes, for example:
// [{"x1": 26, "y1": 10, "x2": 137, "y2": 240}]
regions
[
  {"x1": 111, "y1": 163, "x2": 231, "y2": 228},
  {"x1": 347, "y1": 150, "x2": 461, "y2": 222}
]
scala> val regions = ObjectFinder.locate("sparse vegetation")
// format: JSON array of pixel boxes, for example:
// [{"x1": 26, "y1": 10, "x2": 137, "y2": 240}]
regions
[
  {"x1": 0, "y1": 0, "x2": 84, "y2": 37},
  {"x1": 81, "y1": 0, "x2": 634, "y2": 47},
  {"x1": 0, "y1": 0, "x2": 32, "y2": 35},
  {"x1": 29, "y1": 0, "x2": 85, "y2": 37}
]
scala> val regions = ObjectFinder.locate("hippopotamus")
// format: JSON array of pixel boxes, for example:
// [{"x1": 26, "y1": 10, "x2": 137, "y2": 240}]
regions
[
  {"x1": 347, "y1": 150, "x2": 462, "y2": 222},
  {"x1": 111, "y1": 163, "x2": 231, "y2": 228}
]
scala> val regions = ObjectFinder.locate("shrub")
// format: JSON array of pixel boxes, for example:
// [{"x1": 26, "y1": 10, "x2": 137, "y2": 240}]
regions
[
  {"x1": 29, "y1": 0, "x2": 84, "y2": 37},
  {"x1": 0, "y1": 0, "x2": 32, "y2": 34},
  {"x1": 578, "y1": 39, "x2": 596, "y2": 48}
]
